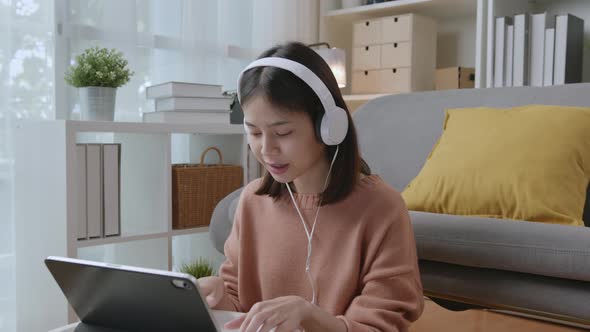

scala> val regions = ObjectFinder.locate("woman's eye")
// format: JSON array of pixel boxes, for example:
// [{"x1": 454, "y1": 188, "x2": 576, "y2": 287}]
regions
[
  {"x1": 249, "y1": 132, "x2": 262, "y2": 137},
  {"x1": 276, "y1": 131, "x2": 292, "y2": 137}
]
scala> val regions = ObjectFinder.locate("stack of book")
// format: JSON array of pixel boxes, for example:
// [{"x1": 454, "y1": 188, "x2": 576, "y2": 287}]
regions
[
  {"x1": 491, "y1": 12, "x2": 583, "y2": 87},
  {"x1": 143, "y1": 82, "x2": 232, "y2": 124}
]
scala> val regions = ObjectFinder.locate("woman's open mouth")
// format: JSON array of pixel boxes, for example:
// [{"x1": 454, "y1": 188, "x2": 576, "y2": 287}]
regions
[{"x1": 266, "y1": 163, "x2": 289, "y2": 175}]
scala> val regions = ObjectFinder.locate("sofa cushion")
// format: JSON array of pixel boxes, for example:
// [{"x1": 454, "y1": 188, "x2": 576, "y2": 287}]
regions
[
  {"x1": 411, "y1": 211, "x2": 590, "y2": 282},
  {"x1": 402, "y1": 105, "x2": 590, "y2": 226}
]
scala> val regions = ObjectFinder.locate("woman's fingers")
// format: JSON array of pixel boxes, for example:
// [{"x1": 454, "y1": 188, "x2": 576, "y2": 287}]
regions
[
  {"x1": 243, "y1": 310, "x2": 274, "y2": 332},
  {"x1": 256, "y1": 312, "x2": 284, "y2": 332},
  {"x1": 224, "y1": 314, "x2": 246, "y2": 329},
  {"x1": 198, "y1": 276, "x2": 223, "y2": 307},
  {"x1": 205, "y1": 295, "x2": 217, "y2": 307},
  {"x1": 272, "y1": 320, "x2": 300, "y2": 332}
]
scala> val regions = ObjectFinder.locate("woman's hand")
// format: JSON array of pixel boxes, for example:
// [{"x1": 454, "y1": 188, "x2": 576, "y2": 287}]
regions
[
  {"x1": 224, "y1": 295, "x2": 309, "y2": 332},
  {"x1": 197, "y1": 276, "x2": 226, "y2": 308}
]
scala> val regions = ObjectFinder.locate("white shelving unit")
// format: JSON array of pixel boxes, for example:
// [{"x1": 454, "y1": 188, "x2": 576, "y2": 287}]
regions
[
  {"x1": 322, "y1": 0, "x2": 478, "y2": 98},
  {"x1": 323, "y1": 0, "x2": 590, "y2": 94},
  {"x1": 14, "y1": 120, "x2": 246, "y2": 332}
]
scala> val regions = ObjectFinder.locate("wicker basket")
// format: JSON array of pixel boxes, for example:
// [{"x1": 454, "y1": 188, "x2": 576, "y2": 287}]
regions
[{"x1": 172, "y1": 147, "x2": 243, "y2": 229}]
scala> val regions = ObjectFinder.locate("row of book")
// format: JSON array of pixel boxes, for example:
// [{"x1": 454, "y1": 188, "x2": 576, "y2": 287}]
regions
[
  {"x1": 143, "y1": 82, "x2": 233, "y2": 124},
  {"x1": 76, "y1": 144, "x2": 121, "y2": 240},
  {"x1": 492, "y1": 12, "x2": 584, "y2": 87}
]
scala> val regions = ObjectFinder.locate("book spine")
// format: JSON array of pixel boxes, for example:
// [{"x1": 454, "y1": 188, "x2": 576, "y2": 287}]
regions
[
  {"x1": 530, "y1": 13, "x2": 547, "y2": 87},
  {"x1": 513, "y1": 14, "x2": 530, "y2": 87},
  {"x1": 86, "y1": 144, "x2": 103, "y2": 239},
  {"x1": 76, "y1": 144, "x2": 88, "y2": 240},
  {"x1": 505, "y1": 25, "x2": 514, "y2": 87},
  {"x1": 543, "y1": 28, "x2": 555, "y2": 86},
  {"x1": 103, "y1": 144, "x2": 121, "y2": 237}
]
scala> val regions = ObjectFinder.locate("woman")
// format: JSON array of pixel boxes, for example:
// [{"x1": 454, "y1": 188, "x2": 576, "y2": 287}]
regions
[{"x1": 199, "y1": 41, "x2": 424, "y2": 332}]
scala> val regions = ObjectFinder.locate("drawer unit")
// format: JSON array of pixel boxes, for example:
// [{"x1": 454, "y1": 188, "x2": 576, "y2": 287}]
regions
[
  {"x1": 377, "y1": 68, "x2": 411, "y2": 93},
  {"x1": 351, "y1": 70, "x2": 380, "y2": 94},
  {"x1": 381, "y1": 15, "x2": 412, "y2": 43},
  {"x1": 353, "y1": 19, "x2": 381, "y2": 46},
  {"x1": 352, "y1": 45, "x2": 381, "y2": 70},
  {"x1": 351, "y1": 13, "x2": 437, "y2": 95},
  {"x1": 381, "y1": 42, "x2": 412, "y2": 68}
]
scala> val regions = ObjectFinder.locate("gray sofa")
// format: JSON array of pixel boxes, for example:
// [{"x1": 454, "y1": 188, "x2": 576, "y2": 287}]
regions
[{"x1": 209, "y1": 83, "x2": 590, "y2": 328}]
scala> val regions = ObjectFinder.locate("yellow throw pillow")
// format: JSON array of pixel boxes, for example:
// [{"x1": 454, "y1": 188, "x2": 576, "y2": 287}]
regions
[{"x1": 401, "y1": 105, "x2": 590, "y2": 226}]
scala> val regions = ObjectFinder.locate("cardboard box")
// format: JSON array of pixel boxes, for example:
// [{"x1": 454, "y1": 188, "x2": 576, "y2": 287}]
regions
[{"x1": 435, "y1": 67, "x2": 475, "y2": 90}]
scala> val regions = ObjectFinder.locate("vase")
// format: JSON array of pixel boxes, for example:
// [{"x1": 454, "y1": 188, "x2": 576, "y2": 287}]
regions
[{"x1": 79, "y1": 86, "x2": 117, "y2": 121}]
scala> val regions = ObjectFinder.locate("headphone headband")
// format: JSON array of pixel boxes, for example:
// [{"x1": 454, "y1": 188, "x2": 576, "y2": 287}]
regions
[
  {"x1": 237, "y1": 57, "x2": 337, "y2": 113},
  {"x1": 237, "y1": 57, "x2": 348, "y2": 146}
]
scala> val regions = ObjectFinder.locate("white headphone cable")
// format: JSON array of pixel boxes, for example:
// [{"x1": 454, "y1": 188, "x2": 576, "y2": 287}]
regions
[{"x1": 285, "y1": 145, "x2": 339, "y2": 305}]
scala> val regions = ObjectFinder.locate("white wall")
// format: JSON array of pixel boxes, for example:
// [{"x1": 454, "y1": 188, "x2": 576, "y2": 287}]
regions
[{"x1": 437, "y1": 16, "x2": 478, "y2": 68}]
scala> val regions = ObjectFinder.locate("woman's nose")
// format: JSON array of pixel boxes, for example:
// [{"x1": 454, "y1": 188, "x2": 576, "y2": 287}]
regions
[{"x1": 260, "y1": 134, "x2": 278, "y2": 155}]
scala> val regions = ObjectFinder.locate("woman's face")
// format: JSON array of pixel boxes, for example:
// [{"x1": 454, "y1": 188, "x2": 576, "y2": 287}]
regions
[{"x1": 243, "y1": 95, "x2": 328, "y2": 188}]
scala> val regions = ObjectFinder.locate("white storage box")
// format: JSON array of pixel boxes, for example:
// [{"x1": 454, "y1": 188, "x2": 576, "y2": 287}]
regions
[
  {"x1": 381, "y1": 42, "x2": 412, "y2": 68},
  {"x1": 352, "y1": 45, "x2": 381, "y2": 70},
  {"x1": 377, "y1": 68, "x2": 411, "y2": 93},
  {"x1": 353, "y1": 19, "x2": 382, "y2": 46},
  {"x1": 381, "y1": 15, "x2": 412, "y2": 43},
  {"x1": 351, "y1": 70, "x2": 380, "y2": 94}
]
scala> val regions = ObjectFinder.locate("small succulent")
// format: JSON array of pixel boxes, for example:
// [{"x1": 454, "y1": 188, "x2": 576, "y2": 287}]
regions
[{"x1": 178, "y1": 257, "x2": 215, "y2": 279}]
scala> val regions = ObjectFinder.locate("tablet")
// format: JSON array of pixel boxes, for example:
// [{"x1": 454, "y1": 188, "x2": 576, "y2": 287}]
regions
[{"x1": 45, "y1": 256, "x2": 224, "y2": 332}]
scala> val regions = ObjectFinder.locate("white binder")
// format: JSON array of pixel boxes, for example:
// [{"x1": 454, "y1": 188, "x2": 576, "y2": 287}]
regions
[
  {"x1": 494, "y1": 16, "x2": 512, "y2": 87},
  {"x1": 554, "y1": 14, "x2": 584, "y2": 85},
  {"x1": 543, "y1": 28, "x2": 555, "y2": 86},
  {"x1": 530, "y1": 12, "x2": 550, "y2": 87},
  {"x1": 505, "y1": 25, "x2": 514, "y2": 87},
  {"x1": 103, "y1": 144, "x2": 121, "y2": 237},
  {"x1": 75, "y1": 144, "x2": 87, "y2": 240},
  {"x1": 86, "y1": 144, "x2": 103, "y2": 239},
  {"x1": 513, "y1": 13, "x2": 530, "y2": 87}
]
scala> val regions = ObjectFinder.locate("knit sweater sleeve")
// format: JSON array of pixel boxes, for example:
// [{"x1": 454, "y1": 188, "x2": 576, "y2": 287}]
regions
[
  {"x1": 214, "y1": 189, "x2": 247, "y2": 312},
  {"x1": 337, "y1": 192, "x2": 424, "y2": 332}
]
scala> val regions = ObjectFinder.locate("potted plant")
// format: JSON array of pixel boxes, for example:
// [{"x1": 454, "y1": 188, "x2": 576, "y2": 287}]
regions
[
  {"x1": 65, "y1": 46, "x2": 134, "y2": 121},
  {"x1": 178, "y1": 257, "x2": 215, "y2": 279}
]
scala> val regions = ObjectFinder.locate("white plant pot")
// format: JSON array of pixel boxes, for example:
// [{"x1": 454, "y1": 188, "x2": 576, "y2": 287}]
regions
[{"x1": 79, "y1": 86, "x2": 117, "y2": 121}]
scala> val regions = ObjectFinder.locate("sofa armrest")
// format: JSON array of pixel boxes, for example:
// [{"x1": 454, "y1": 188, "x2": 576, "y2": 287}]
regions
[
  {"x1": 209, "y1": 187, "x2": 243, "y2": 254},
  {"x1": 411, "y1": 211, "x2": 590, "y2": 282}
]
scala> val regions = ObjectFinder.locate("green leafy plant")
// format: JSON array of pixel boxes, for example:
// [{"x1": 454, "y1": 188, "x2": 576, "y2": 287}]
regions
[
  {"x1": 178, "y1": 258, "x2": 215, "y2": 279},
  {"x1": 65, "y1": 46, "x2": 134, "y2": 88}
]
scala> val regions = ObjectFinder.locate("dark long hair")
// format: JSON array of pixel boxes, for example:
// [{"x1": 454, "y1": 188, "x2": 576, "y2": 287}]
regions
[{"x1": 239, "y1": 41, "x2": 370, "y2": 205}]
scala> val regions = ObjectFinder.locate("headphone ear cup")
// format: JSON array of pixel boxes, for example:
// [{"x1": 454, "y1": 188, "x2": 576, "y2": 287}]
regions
[
  {"x1": 320, "y1": 107, "x2": 348, "y2": 146},
  {"x1": 315, "y1": 114, "x2": 325, "y2": 144}
]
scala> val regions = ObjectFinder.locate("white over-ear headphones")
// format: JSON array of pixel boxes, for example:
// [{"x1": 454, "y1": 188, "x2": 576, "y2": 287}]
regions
[{"x1": 236, "y1": 57, "x2": 348, "y2": 146}]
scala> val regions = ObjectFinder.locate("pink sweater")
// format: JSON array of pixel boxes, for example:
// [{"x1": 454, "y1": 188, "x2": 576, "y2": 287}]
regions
[{"x1": 216, "y1": 175, "x2": 424, "y2": 331}]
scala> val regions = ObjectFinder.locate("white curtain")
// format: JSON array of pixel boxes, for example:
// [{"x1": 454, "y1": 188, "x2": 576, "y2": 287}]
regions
[
  {"x1": 252, "y1": 0, "x2": 319, "y2": 49},
  {"x1": 1, "y1": 1, "x2": 318, "y2": 331},
  {"x1": 62, "y1": 0, "x2": 255, "y2": 122},
  {"x1": 0, "y1": 2, "x2": 55, "y2": 331}
]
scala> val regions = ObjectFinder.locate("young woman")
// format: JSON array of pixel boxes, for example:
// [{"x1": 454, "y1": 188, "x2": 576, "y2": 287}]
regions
[{"x1": 198, "y1": 42, "x2": 424, "y2": 332}]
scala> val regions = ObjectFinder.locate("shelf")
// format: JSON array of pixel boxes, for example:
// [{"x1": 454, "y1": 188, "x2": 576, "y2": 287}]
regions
[
  {"x1": 325, "y1": 0, "x2": 476, "y2": 21},
  {"x1": 66, "y1": 120, "x2": 245, "y2": 135},
  {"x1": 170, "y1": 227, "x2": 210, "y2": 237},
  {"x1": 77, "y1": 227, "x2": 209, "y2": 248}
]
